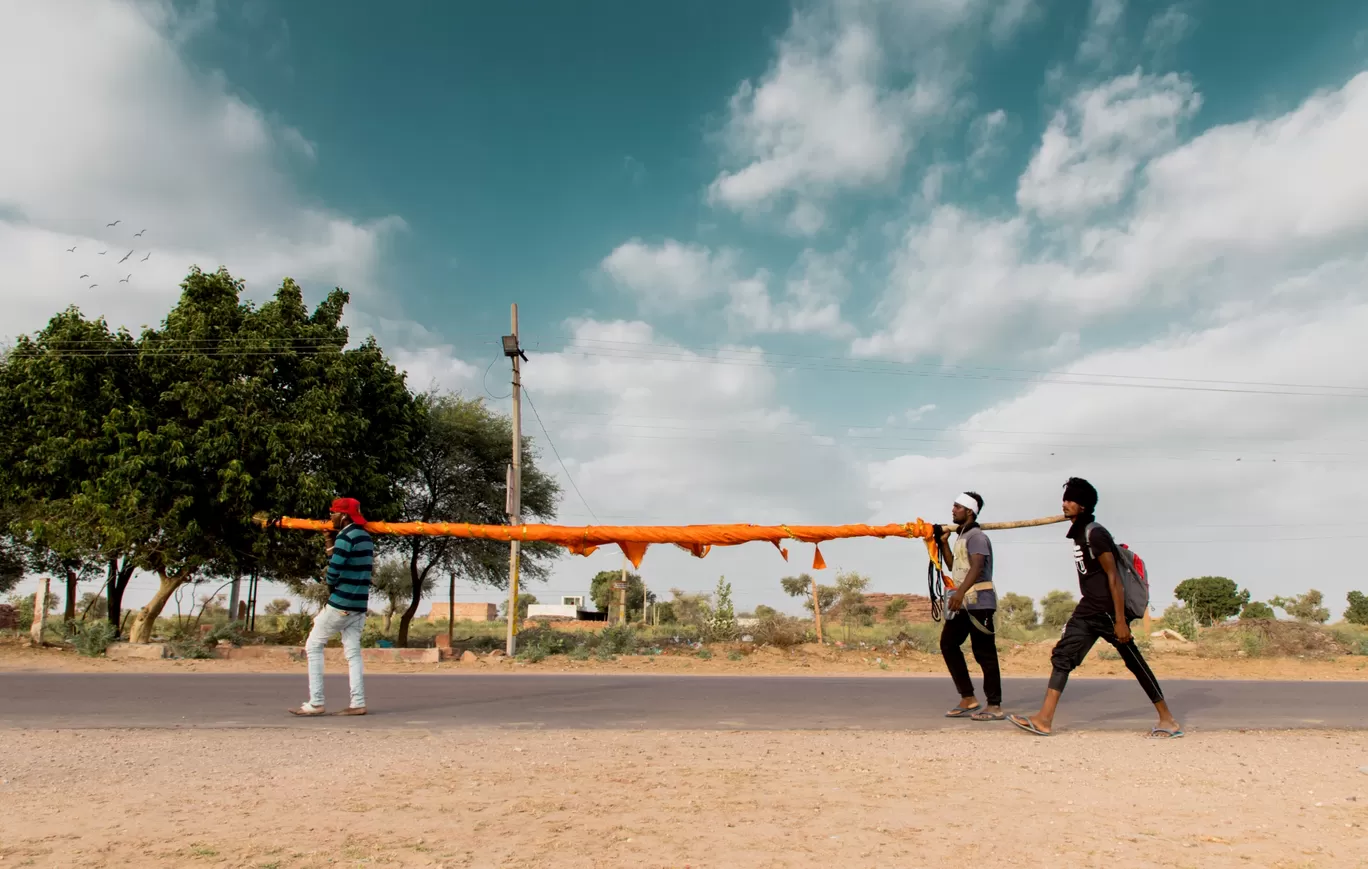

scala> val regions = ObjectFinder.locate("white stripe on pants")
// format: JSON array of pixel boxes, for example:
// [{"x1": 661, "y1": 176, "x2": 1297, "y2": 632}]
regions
[{"x1": 305, "y1": 606, "x2": 366, "y2": 709}]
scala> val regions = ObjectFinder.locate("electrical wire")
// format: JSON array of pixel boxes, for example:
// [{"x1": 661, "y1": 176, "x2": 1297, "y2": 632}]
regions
[{"x1": 523, "y1": 386, "x2": 598, "y2": 523}]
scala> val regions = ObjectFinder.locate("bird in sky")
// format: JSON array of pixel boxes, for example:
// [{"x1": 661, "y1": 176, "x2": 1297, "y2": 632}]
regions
[
  {"x1": 119, "y1": 275, "x2": 131, "y2": 283},
  {"x1": 106, "y1": 220, "x2": 120, "y2": 227},
  {"x1": 79, "y1": 274, "x2": 89, "y2": 279},
  {"x1": 66, "y1": 245, "x2": 76, "y2": 252},
  {"x1": 118, "y1": 250, "x2": 133, "y2": 263},
  {"x1": 134, "y1": 229, "x2": 146, "y2": 237},
  {"x1": 141, "y1": 252, "x2": 151, "y2": 262},
  {"x1": 98, "y1": 250, "x2": 107, "y2": 255},
  {"x1": 89, "y1": 283, "x2": 98, "y2": 288}
]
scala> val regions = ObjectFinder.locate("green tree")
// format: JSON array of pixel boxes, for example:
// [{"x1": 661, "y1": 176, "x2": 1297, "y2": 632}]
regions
[
  {"x1": 77, "y1": 591, "x2": 109, "y2": 621},
  {"x1": 1271, "y1": 589, "x2": 1330, "y2": 624},
  {"x1": 388, "y1": 392, "x2": 561, "y2": 646},
  {"x1": 1040, "y1": 590, "x2": 1076, "y2": 629},
  {"x1": 653, "y1": 600, "x2": 677, "y2": 625},
  {"x1": 998, "y1": 592, "x2": 1038, "y2": 629},
  {"x1": 883, "y1": 597, "x2": 909, "y2": 622},
  {"x1": 707, "y1": 576, "x2": 738, "y2": 641},
  {"x1": 754, "y1": 604, "x2": 779, "y2": 620},
  {"x1": 1173, "y1": 576, "x2": 1249, "y2": 625},
  {"x1": 500, "y1": 592, "x2": 539, "y2": 620},
  {"x1": 833, "y1": 571, "x2": 875, "y2": 638},
  {"x1": 666, "y1": 587, "x2": 711, "y2": 627},
  {"x1": 264, "y1": 599, "x2": 292, "y2": 617},
  {"x1": 1346, "y1": 591, "x2": 1368, "y2": 626},
  {"x1": 369, "y1": 558, "x2": 434, "y2": 634},
  {"x1": 590, "y1": 570, "x2": 654, "y2": 616},
  {"x1": 1161, "y1": 603, "x2": 1197, "y2": 640},
  {"x1": 780, "y1": 573, "x2": 837, "y2": 614},
  {"x1": 1239, "y1": 600, "x2": 1276, "y2": 621}
]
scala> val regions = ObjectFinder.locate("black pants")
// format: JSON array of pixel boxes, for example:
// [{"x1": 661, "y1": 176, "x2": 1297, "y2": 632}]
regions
[
  {"x1": 941, "y1": 609, "x2": 1001, "y2": 706},
  {"x1": 1048, "y1": 612, "x2": 1164, "y2": 703}
]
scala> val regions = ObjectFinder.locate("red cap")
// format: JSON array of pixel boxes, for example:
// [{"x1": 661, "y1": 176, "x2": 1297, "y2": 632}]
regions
[{"x1": 329, "y1": 497, "x2": 366, "y2": 525}]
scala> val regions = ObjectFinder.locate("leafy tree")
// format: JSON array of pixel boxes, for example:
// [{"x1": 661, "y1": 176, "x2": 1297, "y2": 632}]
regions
[
  {"x1": 653, "y1": 600, "x2": 677, "y2": 624},
  {"x1": 500, "y1": 592, "x2": 539, "y2": 620},
  {"x1": 1173, "y1": 576, "x2": 1249, "y2": 625},
  {"x1": 1161, "y1": 603, "x2": 1197, "y2": 640},
  {"x1": 1240, "y1": 600, "x2": 1276, "y2": 621},
  {"x1": 1271, "y1": 589, "x2": 1330, "y2": 624},
  {"x1": 998, "y1": 592, "x2": 1038, "y2": 629},
  {"x1": 0, "y1": 533, "x2": 21, "y2": 596},
  {"x1": 883, "y1": 597, "x2": 909, "y2": 622},
  {"x1": 77, "y1": 591, "x2": 109, "y2": 621},
  {"x1": 666, "y1": 587, "x2": 712, "y2": 627},
  {"x1": 388, "y1": 393, "x2": 561, "y2": 646},
  {"x1": 780, "y1": 573, "x2": 837, "y2": 614},
  {"x1": 369, "y1": 559, "x2": 433, "y2": 634},
  {"x1": 753, "y1": 604, "x2": 779, "y2": 619},
  {"x1": 1040, "y1": 590, "x2": 1076, "y2": 629},
  {"x1": 832, "y1": 571, "x2": 875, "y2": 638},
  {"x1": 1346, "y1": 591, "x2": 1368, "y2": 626},
  {"x1": 264, "y1": 599, "x2": 292, "y2": 617},
  {"x1": 707, "y1": 576, "x2": 738, "y2": 641},
  {"x1": 590, "y1": 570, "x2": 654, "y2": 616}
]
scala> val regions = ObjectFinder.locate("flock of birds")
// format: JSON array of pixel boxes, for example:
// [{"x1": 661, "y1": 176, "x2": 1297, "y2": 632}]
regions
[{"x1": 66, "y1": 220, "x2": 153, "y2": 288}]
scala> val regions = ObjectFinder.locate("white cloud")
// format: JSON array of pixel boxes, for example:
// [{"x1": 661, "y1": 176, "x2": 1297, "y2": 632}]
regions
[
  {"x1": 859, "y1": 69, "x2": 1368, "y2": 363},
  {"x1": 989, "y1": 0, "x2": 1041, "y2": 46},
  {"x1": 1018, "y1": 71, "x2": 1201, "y2": 220},
  {"x1": 1077, "y1": 0, "x2": 1126, "y2": 66},
  {"x1": 1143, "y1": 5, "x2": 1194, "y2": 64},
  {"x1": 726, "y1": 248, "x2": 855, "y2": 338},
  {"x1": 967, "y1": 109, "x2": 1009, "y2": 175},
  {"x1": 600, "y1": 239, "x2": 738, "y2": 307},
  {"x1": 707, "y1": 0, "x2": 994, "y2": 230},
  {"x1": 0, "y1": 0, "x2": 405, "y2": 338}
]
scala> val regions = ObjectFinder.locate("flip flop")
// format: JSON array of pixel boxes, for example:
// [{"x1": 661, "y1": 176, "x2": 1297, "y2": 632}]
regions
[
  {"x1": 971, "y1": 709, "x2": 1006, "y2": 721},
  {"x1": 1008, "y1": 714, "x2": 1051, "y2": 736},
  {"x1": 945, "y1": 706, "x2": 981, "y2": 718},
  {"x1": 1149, "y1": 727, "x2": 1184, "y2": 739},
  {"x1": 289, "y1": 704, "x2": 326, "y2": 717}
]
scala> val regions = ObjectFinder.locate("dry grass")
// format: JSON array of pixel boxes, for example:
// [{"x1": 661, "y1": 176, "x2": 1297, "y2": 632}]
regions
[{"x1": 1196, "y1": 619, "x2": 1350, "y2": 659}]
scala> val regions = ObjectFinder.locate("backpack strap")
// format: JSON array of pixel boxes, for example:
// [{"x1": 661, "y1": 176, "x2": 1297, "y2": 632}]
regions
[{"x1": 1083, "y1": 521, "x2": 1099, "y2": 560}]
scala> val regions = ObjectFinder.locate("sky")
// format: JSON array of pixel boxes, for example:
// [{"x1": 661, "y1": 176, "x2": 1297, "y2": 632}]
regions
[{"x1": 4, "y1": 0, "x2": 1368, "y2": 619}]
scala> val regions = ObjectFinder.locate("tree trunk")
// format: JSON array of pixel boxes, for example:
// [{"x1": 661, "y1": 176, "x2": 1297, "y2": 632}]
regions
[
  {"x1": 447, "y1": 574, "x2": 456, "y2": 647},
  {"x1": 227, "y1": 573, "x2": 242, "y2": 624},
  {"x1": 107, "y1": 558, "x2": 135, "y2": 635},
  {"x1": 383, "y1": 609, "x2": 394, "y2": 634},
  {"x1": 127, "y1": 571, "x2": 185, "y2": 644},
  {"x1": 63, "y1": 568, "x2": 78, "y2": 623},
  {"x1": 396, "y1": 551, "x2": 422, "y2": 648}
]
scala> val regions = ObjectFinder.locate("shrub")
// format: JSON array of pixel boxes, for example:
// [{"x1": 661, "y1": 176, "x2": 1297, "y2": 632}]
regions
[
  {"x1": 751, "y1": 615, "x2": 812, "y2": 648},
  {"x1": 568, "y1": 645, "x2": 591, "y2": 661},
  {"x1": 598, "y1": 623, "x2": 639, "y2": 655},
  {"x1": 1240, "y1": 601, "x2": 1276, "y2": 621},
  {"x1": 1161, "y1": 604, "x2": 1198, "y2": 641},
  {"x1": 517, "y1": 645, "x2": 547, "y2": 663},
  {"x1": 998, "y1": 593, "x2": 1038, "y2": 630},
  {"x1": 1344, "y1": 591, "x2": 1368, "y2": 626},
  {"x1": 277, "y1": 612, "x2": 313, "y2": 645},
  {"x1": 68, "y1": 620, "x2": 117, "y2": 657},
  {"x1": 727, "y1": 650, "x2": 743, "y2": 661},
  {"x1": 696, "y1": 648, "x2": 713, "y2": 660},
  {"x1": 705, "y1": 577, "x2": 738, "y2": 642},
  {"x1": 1040, "y1": 591, "x2": 1076, "y2": 629},
  {"x1": 893, "y1": 624, "x2": 940, "y2": 654}
]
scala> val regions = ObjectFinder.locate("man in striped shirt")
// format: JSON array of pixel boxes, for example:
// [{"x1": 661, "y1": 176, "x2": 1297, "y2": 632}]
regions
[{"x1": 291, "y1": 497, "x2": 374, "y2": 717}]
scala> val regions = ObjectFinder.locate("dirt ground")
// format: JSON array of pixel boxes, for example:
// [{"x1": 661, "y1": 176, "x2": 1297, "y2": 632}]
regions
[
  {"x1": 4, "y1": 639, "x2": 1368, "y2": 680},
  {"x1": 0, "y1": 728, "x2": 1365, "y2": 868}
]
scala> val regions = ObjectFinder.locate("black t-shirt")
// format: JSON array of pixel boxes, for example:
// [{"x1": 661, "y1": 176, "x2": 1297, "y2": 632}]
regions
[{"x1": 1068, "y1": 519, "x2": 1118, "y2": 618}]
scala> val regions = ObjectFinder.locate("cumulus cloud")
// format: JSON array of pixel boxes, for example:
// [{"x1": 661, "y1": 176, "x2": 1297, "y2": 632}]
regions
[
  {"x1": 1076, "y1": 0, "x2": 1126, "y2": 66},
  {"x1": 0, "y1": 0, "x2": 404, "y2": 338}
]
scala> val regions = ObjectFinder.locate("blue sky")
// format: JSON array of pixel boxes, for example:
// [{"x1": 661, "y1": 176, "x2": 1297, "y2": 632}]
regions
[{"x1": 5, "y1": 0, "x2": 1368, "y2": 617}]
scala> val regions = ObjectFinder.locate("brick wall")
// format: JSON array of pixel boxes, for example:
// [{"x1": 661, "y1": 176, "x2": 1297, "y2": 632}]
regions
[{"x1": 427, "y1": 602, "x2": 498, "y2": 623}]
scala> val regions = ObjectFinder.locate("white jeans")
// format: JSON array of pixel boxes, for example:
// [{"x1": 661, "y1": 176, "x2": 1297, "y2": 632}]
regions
[{"x1": 305, "y1": 606, "x2": 366, "y2": 709}]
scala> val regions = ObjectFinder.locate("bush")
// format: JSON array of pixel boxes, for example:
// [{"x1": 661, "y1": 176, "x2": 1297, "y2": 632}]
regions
[
  {"x1": 998, "y1": 593, "x2": 1038, "y2": 630},
  {"x1": 1240, "y1": 601, "x2": 1276, "y2": 621},
  {"x1": 751, "y1": 615, "x2": 812, "y2": 648},
  {"x1": 68, "y1": 620, "x2": 117, "y2": 657},
  {"x1": 1344, "y1": 591, "x2": 1368, "y2": 626},
  {"x1": 892, "y1": 624, "x2": 940, "y2": 654},
  {"x1": 696, "y1": 648, "x2": 713, "y2": 660},
  {"x1": 517, "y1": 645, "x2": 547, "y2": 663},
  {"x1": 1161, "y1": 604, "x2": 1198, "y2": 641},
  {"x1": 1040, "y1": 590, "x2": 1076, "y2": 630},
  {"x1": 568, "y1": 645, "x2": 591, "y2": 661},
  {"x1": 598, "y1": 623, "x2": 639, "y2": 656},
  {"x1": 276, "y1": 612, "x2": 313, "y2": 645},
  {"x1": 727, "y1": 650, "x2": 743, "y2": 661}
]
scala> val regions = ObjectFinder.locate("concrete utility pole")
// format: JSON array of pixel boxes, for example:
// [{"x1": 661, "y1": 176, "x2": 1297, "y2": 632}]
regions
[
  {"x1": 618, "y1": 556, "x2": 628, "y2": 626},
  {"x1": 503, "y1": 303, "x2": 526, "y2": 656},
  {"x1": 30, "y1": 577, "x2": 50, "y2": 647},
  {"x1": 811, "y1": 576, "x2": 824, "y2": 644}
]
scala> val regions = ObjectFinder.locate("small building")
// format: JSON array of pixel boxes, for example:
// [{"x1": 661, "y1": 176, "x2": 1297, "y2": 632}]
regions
[
  {"x1": 527, "y1": 595, "x2": 602, "y2": 621},
  {"x1": 427, "y1": 602, "x2": 498, "y2": 623}
]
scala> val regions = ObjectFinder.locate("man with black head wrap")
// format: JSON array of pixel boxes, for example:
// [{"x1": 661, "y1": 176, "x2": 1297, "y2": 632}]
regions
[{"x1": 1008, "y1": 477, "x2": 1183, "y2": 738}]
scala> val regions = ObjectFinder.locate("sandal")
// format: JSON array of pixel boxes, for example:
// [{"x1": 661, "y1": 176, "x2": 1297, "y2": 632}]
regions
[
  {"x1": 945, "y1": 705, "x2": 981, "y2": 718},
  {"x1": 1149, "y1": 727, "x2": 1184, "y2": 739},
  {"x1": 1008, "y1": 714, "x2": 1051, "y2": 736},
  {"x1": 971, "y1": 709, "x2": 1005, "y2": 721},
  {"x1": 289, "y1": 703, "x2": 326, "y2": 717}
]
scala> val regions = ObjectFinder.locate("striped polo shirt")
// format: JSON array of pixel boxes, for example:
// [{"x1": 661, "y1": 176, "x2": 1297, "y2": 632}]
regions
[{"x1": 324, "y1": 523, "x2": 374, "y2": 612}]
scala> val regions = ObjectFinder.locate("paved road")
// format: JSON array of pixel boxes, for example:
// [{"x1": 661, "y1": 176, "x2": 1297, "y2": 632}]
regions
[{"x1": 4, "y1": 673, "x2": 1365, "y2": 732}]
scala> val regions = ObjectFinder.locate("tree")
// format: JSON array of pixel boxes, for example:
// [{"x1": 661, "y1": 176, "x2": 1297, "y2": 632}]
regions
[
  {"x1": 589, "y1": 570, "x2": 654, "y2": 617},
  {"x1": 368, "y1": 558, "x2": 434, "y2": 634},
  {"x1": 754, "y1": 604, "x2": 779, "y2": 620},
  {"x1": 1271, "y1": 589, "x2": 1330, "y2": 624},
  {"x1": 1173, "y1": 576, "x2": 1249, "y2": 625},
  {"x1": 1240, "y1": 600, "x2": 1276, "y2": 621},
  {"x1": 1161, "y1": 603, "x2": 1197, "y2": 641},
  {"x1": 264, "y1": 599, "x2": 292, "y2": 617},
  {"x1": 77, "y1": 591, "x2": 109, "y2": 621},
  {"x1": 1346, "y1": 591, "x2": 1368, "y2": 626},
  {"x1": 832, "y1": 571, "x2": 875, "y2": 638},
  {"x1": 666, "y1": 587, "x2": 711, "y2": 627},
  {"x1": 883, "y1": 597, "x2": 909, "y2": 622},
  {"x1": 500, "y1": 592, "x2": 539, "y2": 620},
  {"x1": 707, "y1": 576, "x2": 738, "y2": 641},
  {"x1": 1040, "y1": 590, "x2": 1076, "y2": 629},
  {"x1": 653, "y1": 601, "x2": 677, "y2": 624},
  {"x1": 780, "y1": 574, "x2": 836, "y2": 615},
  {"x1": 998, "y1": 592, "x2": 1038, "y2": 629},
  {"x1": 388, "y1": 393, "x2": 561, "y2": 646}
]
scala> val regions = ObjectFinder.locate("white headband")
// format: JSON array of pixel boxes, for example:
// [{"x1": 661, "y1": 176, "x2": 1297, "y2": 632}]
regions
[{"x1": 954, "y1": 493, "x2": 980, "y2": 516}]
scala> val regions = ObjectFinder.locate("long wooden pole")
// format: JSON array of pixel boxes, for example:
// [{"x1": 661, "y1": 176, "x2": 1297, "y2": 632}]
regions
[
  {"x1": 811, "y1": 576, "x2": 823, "y2": 643},
  {"x1": 505, "y1": 303, "x2": 523, "y2": 657}
]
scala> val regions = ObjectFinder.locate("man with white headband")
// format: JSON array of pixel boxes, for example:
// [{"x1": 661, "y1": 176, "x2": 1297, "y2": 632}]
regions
[{"x1": 940, "y1": 491, "x2": 1003, "y2": 721}]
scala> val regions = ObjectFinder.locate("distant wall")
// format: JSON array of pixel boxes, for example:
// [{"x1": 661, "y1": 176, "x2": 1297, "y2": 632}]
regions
[{"x1": 427, "y1": 602, "x2": 498, "y2": 623}]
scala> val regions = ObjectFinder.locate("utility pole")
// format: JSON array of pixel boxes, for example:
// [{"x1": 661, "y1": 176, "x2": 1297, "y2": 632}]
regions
[
  {"x1": 617, "y1": 554, "x2": 628, "y2": 626},
  {"x1": 811, "y1": 576, "x2": 824, "y2": 644},
  {"x1": 503, "y1": 303, "x2": 527, "y2": 656}
]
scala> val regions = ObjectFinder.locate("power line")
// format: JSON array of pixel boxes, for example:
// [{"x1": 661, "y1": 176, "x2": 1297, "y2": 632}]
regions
[{"x1": 523, "y1": 386, "x2": 598, "y2": 522}]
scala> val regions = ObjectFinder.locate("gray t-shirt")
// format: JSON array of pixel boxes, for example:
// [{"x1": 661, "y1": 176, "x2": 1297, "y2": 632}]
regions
[{"x1": 952, "y1": 525, "x2": 995, "y2": 611}]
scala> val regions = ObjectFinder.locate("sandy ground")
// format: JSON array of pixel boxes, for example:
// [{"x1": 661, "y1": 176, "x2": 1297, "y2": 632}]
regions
[
  {"x1": 4, "y1": 640, "x2": 1368, "y2": 680},
  {"x1": 0, "y1": 728, "x2": 1365, "y2": 868}
]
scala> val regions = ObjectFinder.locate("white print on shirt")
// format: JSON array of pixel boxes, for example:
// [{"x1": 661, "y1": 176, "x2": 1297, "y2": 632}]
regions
[{"x1": 1073, "y1": 540, "x2": 1087, "y2": 575}]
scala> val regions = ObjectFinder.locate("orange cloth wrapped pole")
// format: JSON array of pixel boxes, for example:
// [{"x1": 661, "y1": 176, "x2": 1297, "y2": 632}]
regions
[{"x1": 260, "y1": 514, "x2": 1067, "y2": 570}]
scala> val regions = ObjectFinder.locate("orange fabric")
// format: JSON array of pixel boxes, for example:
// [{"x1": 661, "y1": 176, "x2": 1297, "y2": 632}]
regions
[{"x1": 264, "y1": 517, "x2": 940, "y2": 569}]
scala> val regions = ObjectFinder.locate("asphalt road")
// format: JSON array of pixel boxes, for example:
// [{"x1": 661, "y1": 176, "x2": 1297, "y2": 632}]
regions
[{"x1": 3, "y1": 673, "x2": 1365, "y2": 732}]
